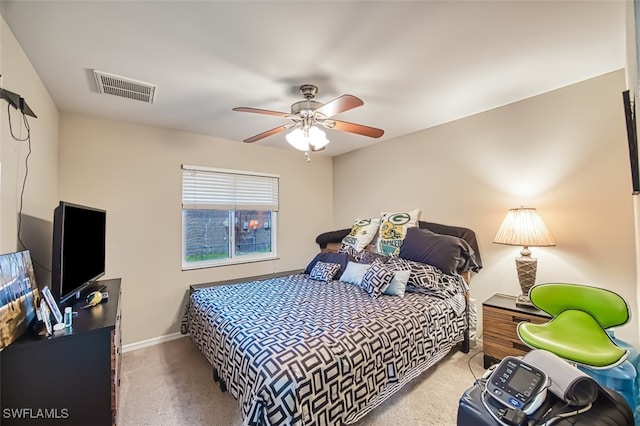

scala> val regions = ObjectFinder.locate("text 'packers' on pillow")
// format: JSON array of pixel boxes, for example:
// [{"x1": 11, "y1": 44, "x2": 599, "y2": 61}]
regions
[{"x1": 376, "y1": 209, "x2": 421, "y2": 256}]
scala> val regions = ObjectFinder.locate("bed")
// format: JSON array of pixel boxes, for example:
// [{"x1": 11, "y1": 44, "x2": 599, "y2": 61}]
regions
[{"x1": 185, "y1": 220, "x2": 482, "y2": 425}]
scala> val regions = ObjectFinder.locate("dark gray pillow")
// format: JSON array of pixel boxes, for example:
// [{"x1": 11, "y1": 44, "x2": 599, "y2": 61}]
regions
[
  {"x1": 419, "y1": 221, "x2": 482, "y2": 271},
  {"x1": 399, "y1": 227, "x2": 475, "y2": 275}
]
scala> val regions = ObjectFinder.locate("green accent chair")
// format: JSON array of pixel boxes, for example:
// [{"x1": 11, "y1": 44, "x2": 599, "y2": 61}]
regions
[{"x1": 517, "y1": 282, "x2": 630, "y2": 368}]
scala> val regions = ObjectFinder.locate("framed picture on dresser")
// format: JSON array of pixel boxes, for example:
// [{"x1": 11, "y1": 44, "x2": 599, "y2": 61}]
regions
[
  {"x1": 0, "y1": 250, "x2": 39, "y2": 351},
  {"x1": 41, "y1": 285, "x2": 63, "y2": 325}
]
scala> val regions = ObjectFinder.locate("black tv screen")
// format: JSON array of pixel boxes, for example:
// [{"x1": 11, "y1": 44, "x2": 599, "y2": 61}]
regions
[{"x1": 51, "y1": 201, "x2": 106, "y2": 303}]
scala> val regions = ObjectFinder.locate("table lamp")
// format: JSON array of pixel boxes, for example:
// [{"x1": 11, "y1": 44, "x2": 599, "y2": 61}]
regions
[{"x1": 493, "y1": 207, "x2": 555, "y2": 307}]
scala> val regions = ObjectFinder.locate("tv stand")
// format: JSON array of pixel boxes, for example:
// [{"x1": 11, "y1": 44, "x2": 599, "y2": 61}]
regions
[{"x1": 0, "y1": 278, "x2": 122, "y2": 425}]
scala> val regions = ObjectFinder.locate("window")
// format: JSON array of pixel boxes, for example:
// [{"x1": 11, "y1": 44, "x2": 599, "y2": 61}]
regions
[{"x1": 181, "y1": 165, "x2": 278, "y2": 269}]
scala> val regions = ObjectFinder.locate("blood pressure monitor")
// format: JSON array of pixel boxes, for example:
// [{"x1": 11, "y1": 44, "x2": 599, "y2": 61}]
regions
[{"x1": 486, "y1": 356, "x2": 548, "y2": 415}]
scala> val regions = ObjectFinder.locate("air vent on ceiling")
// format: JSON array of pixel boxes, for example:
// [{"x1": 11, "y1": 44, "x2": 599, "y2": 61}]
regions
[{"x1": 93, "y1": 70, "x2": 156, "y2": 104}]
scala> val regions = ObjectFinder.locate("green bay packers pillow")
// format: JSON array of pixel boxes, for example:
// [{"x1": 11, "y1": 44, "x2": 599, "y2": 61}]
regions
[
  {"x1": 376, "y1": 209, "x2": 421, "y2": 255},
  {"x1": 341, "y1": 218, "x2": 380, "y2": 253}
]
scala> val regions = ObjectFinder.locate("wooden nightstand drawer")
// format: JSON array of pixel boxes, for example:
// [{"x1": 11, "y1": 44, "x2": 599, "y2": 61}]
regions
[
  {"x1": 484, "y1": 305, "x2": 547, "y2": 341},
  {"x1": 482, "y1": 293, "x2": 551, "y2": 368},
  {"x1": 483, "y1": 335, "x2": 530, "y2": 360}
]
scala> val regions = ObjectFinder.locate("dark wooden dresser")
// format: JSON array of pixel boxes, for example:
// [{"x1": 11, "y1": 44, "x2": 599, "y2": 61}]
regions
[{"x1": 0, "y1": 278, "x2": 122, "y2": 425}]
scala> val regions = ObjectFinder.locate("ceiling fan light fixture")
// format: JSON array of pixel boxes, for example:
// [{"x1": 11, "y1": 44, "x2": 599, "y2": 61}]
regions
[
  {"x1": 286, "y1": 126, "x2": 329, "y2": 151},
  {"x1": 286, "y1": 128, "x2": 308, "y2": 151},
  {"x1": 308, "y1": 126, "x2": 329, "y2": 149},
  {"x1": 234, "y1": 84, "x2": 383, "y2": 146}
]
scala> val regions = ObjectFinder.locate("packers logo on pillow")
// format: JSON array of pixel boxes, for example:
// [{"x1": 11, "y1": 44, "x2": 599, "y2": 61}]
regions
[
  {"x1": 376, "y1": 209, "x2": 421, "y2": 255},
  {"x1": 379, "y1": 213, "x2": 412, "y2": 239},
  {"x1": 341, "y1": 218, "x2": 380, "y2": 253}
]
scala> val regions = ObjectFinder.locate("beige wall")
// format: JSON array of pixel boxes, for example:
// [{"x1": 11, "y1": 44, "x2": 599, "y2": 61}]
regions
[
  {"x1": 58, "y1": 113, "x2": 333, "y2": 345},
  {"x1": 625, "y1": 1, "x2": 638, "y2": 91},
  {"x1": 0, "y1": 17, "x2": 58, "y2": 274},
  {"x1": 334, "y1": 70, "x2": 640, "y2": 346}
]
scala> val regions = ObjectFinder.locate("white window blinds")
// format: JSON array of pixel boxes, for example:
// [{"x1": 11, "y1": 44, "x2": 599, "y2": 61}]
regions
[{"x1": 182, "y1": 165, "x2": 279, "y2": 211}]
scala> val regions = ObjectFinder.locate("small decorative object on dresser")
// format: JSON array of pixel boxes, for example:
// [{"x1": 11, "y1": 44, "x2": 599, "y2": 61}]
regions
[
  {"x1": 41, "y1": 285, "x2": 63, "y2": 325},
  {"x1": 482, "y1": 293, "x2": 550, "y2": 369}
]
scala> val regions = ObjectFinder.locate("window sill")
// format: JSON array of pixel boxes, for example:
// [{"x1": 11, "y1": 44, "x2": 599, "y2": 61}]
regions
[{"x1": 182, "y1": 256, "x2": 280, "y2": 271}]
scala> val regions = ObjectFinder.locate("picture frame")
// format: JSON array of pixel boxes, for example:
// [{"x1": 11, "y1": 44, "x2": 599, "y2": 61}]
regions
[
  {"x1": 0, "y1": 250, "x2": 40, "y2": 350},
  {"x1": 40, "y1": 299, "x2": 52, "y2": 336},
  {"x1": 41, "y1": 285, "x2": 63, "y2": 325}
]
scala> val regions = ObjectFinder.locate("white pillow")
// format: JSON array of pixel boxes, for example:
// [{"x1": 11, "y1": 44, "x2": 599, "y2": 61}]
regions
[
  {"x1": 341, "y1": 218, "x2": 381, "y2": 252},
  {"x1": 384, "y1": 270, "x2": 411, "y2": 297},
  {"x1": 376, "y1": 209, "x2": 421, "y2": 255},
  {"x1": 340, "y1": 261, "x2": 371, "y2": 286}
]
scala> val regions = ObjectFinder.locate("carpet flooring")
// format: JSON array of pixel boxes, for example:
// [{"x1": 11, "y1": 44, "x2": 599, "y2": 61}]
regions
[{"x1": 118, "y1": 336, "x2": 485, "y2": 425}]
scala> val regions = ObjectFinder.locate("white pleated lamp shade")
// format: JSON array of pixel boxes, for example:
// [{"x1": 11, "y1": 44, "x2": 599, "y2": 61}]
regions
[{"x1": 493, "y1": 207, "x2": 555, "y2": 247}]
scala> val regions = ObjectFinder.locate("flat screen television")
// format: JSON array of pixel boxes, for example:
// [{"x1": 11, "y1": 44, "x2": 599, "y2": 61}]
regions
[{"x1": 51, "y1": 201, "x2": 106, "y2": 303}]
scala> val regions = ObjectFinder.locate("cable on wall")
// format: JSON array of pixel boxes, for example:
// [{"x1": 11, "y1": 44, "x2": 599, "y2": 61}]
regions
[
  {"x1": 6, "y1": 102, "x2": 50, "y2": 272},
  {"x1": 8, "y1": 103, "x2": 32, "y2": 246}
]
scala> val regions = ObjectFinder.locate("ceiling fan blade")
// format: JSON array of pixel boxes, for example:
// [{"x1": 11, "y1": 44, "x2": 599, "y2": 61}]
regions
[
  {"x1": 330, "y1": 119, "x2": 384, "y2": 138},
  {"x1": 243, "y1": 125, "x2": 288, "y2": 143},
  {"x1": 314, "y1": 95, "x2": 364, "y2": 118},
  {"x1": 310, "y1": 145, "x2": 326, "y2": 152},
  {"x1": 233, "y1": 107, "x2": 289, "y2": 118}
]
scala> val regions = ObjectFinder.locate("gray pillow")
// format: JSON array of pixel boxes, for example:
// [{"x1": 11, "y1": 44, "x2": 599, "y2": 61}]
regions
[
  {"x1": 384, "y1": 270, "x2": 410, "y2": 297},
  {"x1": 399, "y1": 227, "x2": 474, "y2": 275},
  {"x1": 340, "y1": 261, "x2": 371, "y2": 286}
]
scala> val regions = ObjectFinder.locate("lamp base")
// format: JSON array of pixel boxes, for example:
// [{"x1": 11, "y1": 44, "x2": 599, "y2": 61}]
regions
[
  {"x1": 515, "y1": 252, "x2": 537, "y2": 308},
  {"x1": 516, "y1": 293, "x2": 534, "y2": 308}
]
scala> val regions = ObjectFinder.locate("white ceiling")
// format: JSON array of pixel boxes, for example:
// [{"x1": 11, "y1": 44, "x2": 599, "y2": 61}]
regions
[{"x1": 0, "y1": 0, "x2": 627, "y2": 157}]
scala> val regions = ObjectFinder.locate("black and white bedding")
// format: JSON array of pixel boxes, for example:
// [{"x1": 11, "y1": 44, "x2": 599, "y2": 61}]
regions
[{"x1": 186, "y1": 264, "x2": 470, "y2": 425}]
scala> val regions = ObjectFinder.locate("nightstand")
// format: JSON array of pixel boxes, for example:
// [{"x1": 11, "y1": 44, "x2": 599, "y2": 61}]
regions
[{"x1": 482, "y1": 293, "x2": 551, "y2": 368}]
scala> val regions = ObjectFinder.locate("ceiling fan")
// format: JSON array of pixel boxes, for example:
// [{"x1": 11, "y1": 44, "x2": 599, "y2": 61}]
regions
[{"x1": 232, "y1": 84, "x2": 384, "y2": 152}]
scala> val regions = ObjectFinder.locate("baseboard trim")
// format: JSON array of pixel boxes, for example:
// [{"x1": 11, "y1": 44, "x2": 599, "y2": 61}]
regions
[{"x1": 122, "y1": 332, "x2": 186, "y2": 353}]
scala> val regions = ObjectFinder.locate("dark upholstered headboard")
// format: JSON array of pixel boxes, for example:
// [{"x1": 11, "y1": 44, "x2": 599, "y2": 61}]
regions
[{"x1": 316, "y1": 220, "x2": 483, "y2": 271}]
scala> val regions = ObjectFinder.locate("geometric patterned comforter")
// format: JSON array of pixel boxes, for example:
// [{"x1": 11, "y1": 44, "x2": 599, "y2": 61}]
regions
[{"x1": 186, "y1": 273, "x2": 467, "y2": 425}]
